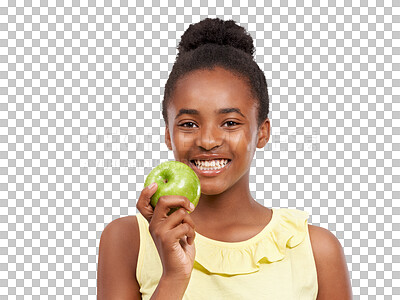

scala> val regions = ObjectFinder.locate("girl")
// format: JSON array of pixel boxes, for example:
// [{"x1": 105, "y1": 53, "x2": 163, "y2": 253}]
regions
[{"x1": 97, "y1": 18, "x2": 352, "y2": 299}]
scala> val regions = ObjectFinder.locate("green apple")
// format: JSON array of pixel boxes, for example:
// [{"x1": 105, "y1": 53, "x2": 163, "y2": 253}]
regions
[{"x1": 144, "y1": 161, "x2": 201, "y2": 214}]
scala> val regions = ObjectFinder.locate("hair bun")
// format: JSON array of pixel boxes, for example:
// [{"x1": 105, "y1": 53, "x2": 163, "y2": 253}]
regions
[{"x1": 178, "y1": 18, "x2": 255, "y2": 56}]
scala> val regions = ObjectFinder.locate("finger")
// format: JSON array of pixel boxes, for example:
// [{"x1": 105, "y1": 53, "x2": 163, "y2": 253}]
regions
[
  {"x1": 163, "y1": 208, "x2": 196, "y2": 232},
  {"x1": 169, "y1": 222, "x2": 196, "y2": 245},
  {"x1": 136, "y1": 182, "x2": 158, "y2": 223},
  {"x1": 152, "y1": 195, "x2": 195, "y2": 221},
  {"x1": 186, "y1": 232, "x2": 196, "y2": 245}
]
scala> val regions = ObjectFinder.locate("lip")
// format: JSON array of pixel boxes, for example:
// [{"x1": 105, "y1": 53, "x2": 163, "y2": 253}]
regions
[{"x1": 189, "y1": 159, "x2": 232, "y2": 177}]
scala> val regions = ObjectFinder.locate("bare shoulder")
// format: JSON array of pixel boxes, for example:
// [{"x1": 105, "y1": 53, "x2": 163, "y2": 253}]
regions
[
  {"x1": 308, "y1": 224, "x2": 353, "y2": 300},
  {"x1": 97, "y1": 215, "x2": 141, "y2": 300},
  {"x1": 308, "y1": 224, "x2": 345, "y2": 258}
]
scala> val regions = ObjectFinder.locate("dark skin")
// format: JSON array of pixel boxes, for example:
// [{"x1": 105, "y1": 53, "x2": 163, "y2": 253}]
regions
[
  {"x1": 97, "y1": 67, "x2": 352, "y2": 299},
  {"x1": 164, "y1": 67, "x2": 272, "y2": 242}
]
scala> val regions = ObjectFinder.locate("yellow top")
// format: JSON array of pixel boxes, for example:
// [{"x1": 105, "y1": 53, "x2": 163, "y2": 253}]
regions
[{"x1": 136, "y1": 208, "x2": 318, "y2": 300}]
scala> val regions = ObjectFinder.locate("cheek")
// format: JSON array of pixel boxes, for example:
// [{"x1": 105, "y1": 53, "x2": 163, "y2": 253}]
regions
[
  {"x1": 234, "y1": 129, "x2": 257, "y2": 153},
  {"x1": 223, "y1": 131, "x2": 250, "y2": 152},
  {"x1": 171, "y1": 131, "x2": 193, "y2": 152}
]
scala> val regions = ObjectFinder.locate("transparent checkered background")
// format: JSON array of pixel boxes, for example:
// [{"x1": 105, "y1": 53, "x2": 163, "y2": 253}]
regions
[{"x1": 0, "y1": 0, "x2": 399, "y2": 298}]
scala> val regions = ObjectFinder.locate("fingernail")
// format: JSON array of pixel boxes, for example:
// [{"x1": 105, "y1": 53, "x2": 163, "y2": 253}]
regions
[
  {"x1": 149, "y1": 182, "x2": 157, "y2": 189},
  {"x1": 189, "y1": 202, "x2": 195, "y2": 211}
]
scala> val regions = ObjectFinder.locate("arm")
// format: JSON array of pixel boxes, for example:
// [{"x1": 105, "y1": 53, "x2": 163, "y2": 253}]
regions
[
  {"x1": 308, "y1": 224, "x2": 353, "y2": 300},
  {"x1": 97, "y1": 216, "x2": 142, "y2": 299},
  {"x1": 97, "y1": 215, "x2": 191, "y2": 300}
]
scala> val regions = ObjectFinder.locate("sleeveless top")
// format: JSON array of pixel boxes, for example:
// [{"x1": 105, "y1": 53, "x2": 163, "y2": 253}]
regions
[{"x1": 136, "y1": 208, "x2": 318, "y2": 299}]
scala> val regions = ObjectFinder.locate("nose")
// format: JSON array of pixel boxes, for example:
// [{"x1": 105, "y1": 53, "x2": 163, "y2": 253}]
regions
[{"x1": 195, "y1": 125, "x2": 223, "y2": 151}]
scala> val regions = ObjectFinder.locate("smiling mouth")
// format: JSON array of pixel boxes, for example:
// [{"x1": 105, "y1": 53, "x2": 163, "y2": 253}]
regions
[{"x1": 190, "y1": 159, "x2": 231, "y2": 171}]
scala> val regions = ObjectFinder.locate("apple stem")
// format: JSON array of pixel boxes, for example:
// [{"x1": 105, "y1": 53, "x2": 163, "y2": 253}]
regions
[{"x1": 163, "y1": 179, "x2": 168, "y2": 183}]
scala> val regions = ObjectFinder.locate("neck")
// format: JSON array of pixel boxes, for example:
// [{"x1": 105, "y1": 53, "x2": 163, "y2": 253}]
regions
[{"x1": 191, "y1": 171, "x2": 262, "y2": 225}]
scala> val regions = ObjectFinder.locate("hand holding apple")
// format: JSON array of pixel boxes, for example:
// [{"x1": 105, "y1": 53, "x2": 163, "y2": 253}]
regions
[
  {"x1": 144, "y1": 161, "x2": 201, "y2": 214},
  {"x1": 135, "y1": 161, "x2": 201, "y2": 282}
]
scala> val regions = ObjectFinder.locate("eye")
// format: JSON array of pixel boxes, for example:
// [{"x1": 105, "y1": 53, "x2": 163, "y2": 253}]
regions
[
  {"x1": 179, "y1": 122, "x2": 198, "y2": 128},
  {"x1": 224, "y1": 121, "x2": 240, "y2": 127}
]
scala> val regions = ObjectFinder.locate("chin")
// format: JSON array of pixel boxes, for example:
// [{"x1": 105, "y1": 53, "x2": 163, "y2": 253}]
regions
[{"x1": 199, "y1": 185, "x2": 227, "y2": 196}]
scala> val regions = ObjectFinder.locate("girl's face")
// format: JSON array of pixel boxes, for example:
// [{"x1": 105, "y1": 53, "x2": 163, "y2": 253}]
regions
[{"x1": 165, "y1": 67, "x2": 270, "y2": 195}]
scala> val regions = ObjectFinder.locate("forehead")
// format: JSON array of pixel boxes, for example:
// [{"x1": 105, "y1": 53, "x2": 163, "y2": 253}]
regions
[{"x1": 169, "y1": 67, "x2": 256, "y2": 115}]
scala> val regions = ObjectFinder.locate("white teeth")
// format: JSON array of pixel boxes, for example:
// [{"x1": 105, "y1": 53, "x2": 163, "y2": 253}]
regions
[{"x1": 193, "y1": 159, "x2": 229, "y2": 170}]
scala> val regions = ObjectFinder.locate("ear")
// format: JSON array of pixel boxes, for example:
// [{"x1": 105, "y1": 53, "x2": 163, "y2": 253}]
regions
[
  {"x1": 256, "y1": 118, "x2": 270, "y2": 148},
  {"x1": 165, "y1": 125, "x2": 172, "y2": 150}
]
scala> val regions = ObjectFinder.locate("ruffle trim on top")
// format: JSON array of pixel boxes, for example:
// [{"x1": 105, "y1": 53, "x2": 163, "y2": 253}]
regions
[{"x1": 193, "y1": 208, "x2": 310, "y2": 275}]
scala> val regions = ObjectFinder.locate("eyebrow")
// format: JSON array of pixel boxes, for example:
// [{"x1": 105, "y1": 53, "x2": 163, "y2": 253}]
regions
[{"x1": 175, "y1": 107, "x2": 245, "y2": 119}]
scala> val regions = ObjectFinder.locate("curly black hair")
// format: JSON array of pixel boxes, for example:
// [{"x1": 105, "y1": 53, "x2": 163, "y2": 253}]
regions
[{"x1": 162, "y1": 18, "x2": 269, "y2": 129}]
